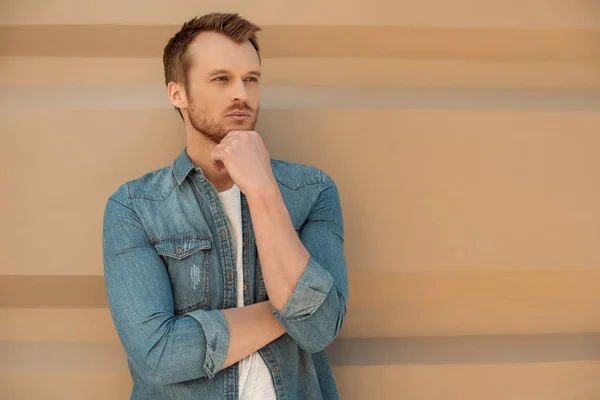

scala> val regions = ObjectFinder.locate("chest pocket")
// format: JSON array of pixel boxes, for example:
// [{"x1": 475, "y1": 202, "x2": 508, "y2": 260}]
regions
[{"x1": 153, "y1": 236, "x2": 212, "y2": 315}]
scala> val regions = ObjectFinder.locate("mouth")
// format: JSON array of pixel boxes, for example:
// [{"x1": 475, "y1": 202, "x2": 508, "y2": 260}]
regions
[{"x1": 226, "y1": 112, "x2": 251, "y2": 121}]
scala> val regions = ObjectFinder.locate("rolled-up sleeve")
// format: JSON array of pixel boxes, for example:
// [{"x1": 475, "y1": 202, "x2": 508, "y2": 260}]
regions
[
  {"x1": 272, "y1": 171, "x2": 348, "y2": 353},
  {"x1": 102, "y1": 185, "x2": 229, "y2": 385}
]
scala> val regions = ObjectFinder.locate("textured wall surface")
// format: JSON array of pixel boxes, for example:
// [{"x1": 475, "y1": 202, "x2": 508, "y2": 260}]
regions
[{"x1": 1, "y1": 1, "x2": 600, "y2": 398}]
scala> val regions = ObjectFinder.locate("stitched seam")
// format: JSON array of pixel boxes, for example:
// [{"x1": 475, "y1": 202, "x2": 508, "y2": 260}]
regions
[
  {"x1": 271, "y1": 159, "x2": 321, "y2": 190},
  {"x1": 115, "y1": 245, "x2": 149, "y2": 255},
  {"x1": 125, "y1": 182, "x2": 133, "y2": 206},
  {"x1": 172, "y1": 162, "x2": 180, "y2": 185},
  {"x1": 155, "y1": 247, "x2": 209, "y2": 259},
  {"x1": 128, "y1": 194, "x2": 164, "y2": 201},
  {"x1": 304, "y1": 169, "x2": 325, "y2": 218},
  {"x1": 202, "y1": 247, "x2": 211, "y2": 311},
  {"x1": 153, "y1": 238, "x2": 211, "y2": 258},
  {"x1": 151, "y1": 235, "x2": 211, "y2": 244},
  {"x1": 107, "y1": 196, "x2": 135, "y2": 213},
  {"x1": 129, "y1": 181, "x2": 178, "y2": 201},
  {"x1": 173, "y1": 161, "x2": 195, "y2": 187},
  {"x1": 128, "y1": 170, "x2": 179, "y2": 201},
  {"x1": 276, "y1": 179, "x2": 321, "y2": 191},
  {"x1": 174, "y1": 301, "x2": 208, "y2": 315}
]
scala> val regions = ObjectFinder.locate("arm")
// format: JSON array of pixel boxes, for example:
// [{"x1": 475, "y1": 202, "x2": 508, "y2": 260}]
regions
[
  {"x1": 220, "y1": 302, "x2": 284, "y2": 369},
  {"x1": 102, "y1": 186, "x2": 284, "y2": 386},
  {"x1": 247, "y1": 171, "x2": 348, "y2": 353}
]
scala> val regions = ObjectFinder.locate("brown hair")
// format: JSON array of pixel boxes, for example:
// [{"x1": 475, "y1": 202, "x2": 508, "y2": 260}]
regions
[{"x1": 163, "y1": 12, "x2": 262, "y2": 118}]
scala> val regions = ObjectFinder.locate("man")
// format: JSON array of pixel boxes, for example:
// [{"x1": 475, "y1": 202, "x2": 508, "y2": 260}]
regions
[{"x1": 102, "y1": 12, "x2": 348, "y2": 400}]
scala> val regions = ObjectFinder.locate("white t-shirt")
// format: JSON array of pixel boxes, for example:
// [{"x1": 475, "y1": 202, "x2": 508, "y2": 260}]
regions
[{"x1": 218, "y1": 184, "x2": 277, "y2": 400}]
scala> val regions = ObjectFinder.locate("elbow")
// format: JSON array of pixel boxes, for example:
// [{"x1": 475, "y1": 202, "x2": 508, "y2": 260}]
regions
[
  {"x1": 131, "y1": 335, "x2": 211, "y2": 385},
  {"x1": 293, "y1": 303, "x2": 346, "y2": 354},
  {"x1": 275, "y1": 286, "x2": 348, "y2": 353},
  {"x1": 296, "y1": 320, "x2": 344, "y2": 353},
  {"x1": 144, "y1": 368, "x2": 178, "y2": 387},
  {"x1": 297, "y1": 335, "x2": 335, "y2": 354},
  {"x1": 127, "y1": 310, "x2": 228, "y2": 385}
]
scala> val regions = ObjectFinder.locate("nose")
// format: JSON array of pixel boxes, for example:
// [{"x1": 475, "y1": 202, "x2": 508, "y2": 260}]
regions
[{"x1": 231, "y1": 78, "x2": 248, "y2": 103}]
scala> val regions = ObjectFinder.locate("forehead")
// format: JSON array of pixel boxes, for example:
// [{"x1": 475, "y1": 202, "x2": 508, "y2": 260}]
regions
[{"x1": 186, "y1": 31, "x2": 261, "y2": 74}]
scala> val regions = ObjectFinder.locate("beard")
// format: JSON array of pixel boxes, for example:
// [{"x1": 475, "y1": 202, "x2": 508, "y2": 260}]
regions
[{"x1": 187, "y1": 98, "x2": 259, "y2": 144}]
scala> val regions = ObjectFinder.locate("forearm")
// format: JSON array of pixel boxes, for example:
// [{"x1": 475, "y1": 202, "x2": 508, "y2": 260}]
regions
[
  {"x1": 246, "y1": 185, "x2": 310, "y2": 311},
  {"x1": 220, "y1": 301, "x2": 285, "y2": 369},
  {"x1": 245, "y1": 172, "x2": 348, "y2": 354}
]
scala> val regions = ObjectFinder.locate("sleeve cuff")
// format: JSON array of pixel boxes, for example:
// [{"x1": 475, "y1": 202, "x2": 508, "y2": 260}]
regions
[
  {"x1": 186, "y1": 309, "x2": 230, "y2": 379},
  {"x1": 272, "y1": 256, "x2": 334, "y2": 321}
]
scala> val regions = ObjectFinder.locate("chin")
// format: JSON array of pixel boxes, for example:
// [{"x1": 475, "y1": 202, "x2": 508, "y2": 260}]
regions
[{"x1": 226, "y1": 122, "x2": 256, "y2": 132}]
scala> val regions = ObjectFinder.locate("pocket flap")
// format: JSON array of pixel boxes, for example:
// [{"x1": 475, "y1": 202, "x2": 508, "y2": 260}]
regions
[{"x1": 153, "y1": 236, "x2": 211, "y2": 259}]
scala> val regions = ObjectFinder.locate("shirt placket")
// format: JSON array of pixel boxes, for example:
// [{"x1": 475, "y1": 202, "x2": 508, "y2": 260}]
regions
[
  {"x1": 241, "y1": 194, "x2": 253, "y2": 306},
  {"x1": 198, "y1": 178, "x2": 239, "y2": 400}
]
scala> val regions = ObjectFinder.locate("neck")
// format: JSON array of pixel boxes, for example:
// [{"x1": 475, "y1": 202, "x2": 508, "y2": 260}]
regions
[{"x1": 185, "y1": 127, "x2": 234, "y2": 193}]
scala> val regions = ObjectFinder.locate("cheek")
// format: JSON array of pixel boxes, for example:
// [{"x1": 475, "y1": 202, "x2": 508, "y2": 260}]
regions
[
  {"x1": 247, "y1": 86, "x2": 261, "y2": 107},
  {"x1": 190, "y1": 93, "x2": 220, "y2": 116},
  {"x1": 197, "y1": 88, "x2": 228, "y2": 110}
]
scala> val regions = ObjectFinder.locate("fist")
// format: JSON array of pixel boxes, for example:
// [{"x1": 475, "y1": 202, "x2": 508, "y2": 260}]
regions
[{"x1": 210, "y1": 131, "x2": 277, "y2": 196}]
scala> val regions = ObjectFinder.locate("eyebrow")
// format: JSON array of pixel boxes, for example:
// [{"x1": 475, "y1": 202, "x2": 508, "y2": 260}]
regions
[{"x1": 207, "y1": 69, "x2": 262, "y2": 77}]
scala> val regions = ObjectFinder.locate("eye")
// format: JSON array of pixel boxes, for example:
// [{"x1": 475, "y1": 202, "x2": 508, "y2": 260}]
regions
[
  {"x1": 214, "y1": 76, "x2": 228, "y2": 82},
  {"x1": 244, "y1": 77, "x2": 259, "y2": 82}
]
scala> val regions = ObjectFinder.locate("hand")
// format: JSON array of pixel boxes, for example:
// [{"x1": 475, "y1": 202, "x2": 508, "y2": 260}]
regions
[{"x1": 210, "y1": 131, "x2": 278, "y2": 197}]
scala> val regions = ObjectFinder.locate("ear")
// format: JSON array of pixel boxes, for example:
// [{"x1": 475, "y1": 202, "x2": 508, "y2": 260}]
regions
[{"x1": 167, "y1": 81, "x2": 188, "y2": 110}]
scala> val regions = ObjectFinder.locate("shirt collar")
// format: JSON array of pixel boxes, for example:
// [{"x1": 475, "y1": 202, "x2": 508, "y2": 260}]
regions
[{"x1": 172, "y1": 147, "x2": 205, "y2": 185}]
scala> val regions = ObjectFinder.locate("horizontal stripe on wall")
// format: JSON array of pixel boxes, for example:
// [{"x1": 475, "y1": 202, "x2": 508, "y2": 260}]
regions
[
  {"x1": 3, "y1": 57, "x2": 600, "y2": 89},
  {"x1": 2, "y1": 362, "x2": 599, "y2": 400},
  {"x1": 332, "y1": 362, "x2": 600, "y2": 400},
  {"x1": 2, "y1": 0, "x2": 599, "y2": 29},
  {"x1": 0, "y1": 276, "x2": 108, "y2": 308},
  {"x1": 0, "y1": 370, "x2": 132, "y2": 400},
  {"x1": 329, "y1": 334, "x2": 600, "y2": 365},
  {"x1": 3, "y1": 271, "x2": 600, "y2": 337},
  {"x1": 3, "y1": 86, "x2": 600, "y2": 111},
  {"x1": 0, "y1": 309, "x2": 118, "y2": 342},
  {"x1": 3, "y1": 333, "x2": 600, "y2": 367},
  {"x1": 1, "y1": 26, "x2": 598, "y2": 62}
]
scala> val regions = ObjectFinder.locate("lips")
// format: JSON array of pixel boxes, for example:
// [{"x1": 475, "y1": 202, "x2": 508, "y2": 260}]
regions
[{"x1": 227, "y1": 112, "x2": 250, "y2": 117}]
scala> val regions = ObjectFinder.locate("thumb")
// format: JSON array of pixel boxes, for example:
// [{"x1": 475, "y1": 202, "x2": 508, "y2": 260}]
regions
[{"x1": 210, "y1": 147, "x2": 226, "y2": 173}]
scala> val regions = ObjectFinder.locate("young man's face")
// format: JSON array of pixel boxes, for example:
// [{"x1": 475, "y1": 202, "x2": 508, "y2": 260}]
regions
[{"x1": 181, "y1": 31, "x2": 261, "y2": 143}]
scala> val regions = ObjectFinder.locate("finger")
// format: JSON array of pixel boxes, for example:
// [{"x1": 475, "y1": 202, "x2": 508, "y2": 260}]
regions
[
  {"x1": 226, "y1": 130, "x2": 246, "y2": 137},
  {"x1": 213, "y1": 160, "x2": 225, "y2": 172},
  {"x1": 213, "y1": 141, "x2": 235, "y2": 158},
  {"x1": 221, "y1": 130, "x2": 245, "y2": 143},
  {"x1": 219, "y1": 132, "x2": 237, "y2": 145},
  {"x1": 210, "y1": 145, "x2": 227, "y2": 172},
  {"x1": 217, "y1": 137, "x2": 244, "y2": 156},
  {"x1": 210, "y1": 157, "x2": 227, "y2": 172},
  {"x1": 218, "y1": 135, "x2": 243, "y2": 152},
  {"x1": 251, "y1": 132, "x2": 268, "y2": 155}
]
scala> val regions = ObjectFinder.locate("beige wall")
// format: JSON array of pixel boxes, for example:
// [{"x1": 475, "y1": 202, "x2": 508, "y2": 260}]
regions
[{"x1": 2, "y1": 1, "x2": 600, "y2": 398}]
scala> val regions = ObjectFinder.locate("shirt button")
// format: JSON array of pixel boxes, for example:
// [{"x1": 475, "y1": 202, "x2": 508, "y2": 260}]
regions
[
  {"x1": 176, "y1": 247, "x2": 182, "y2": 254},
  {"x1": 242, "y1": 199, "x2": 248, "y2": 205},
  {"x1": 243, "y1": 284, "x2": 248, "y2": 291},
  {"x1": 273, "y1": 366, "x2": 279, "y2": 372},
  {"x1": 210, "y1": 190, "x2": 215, "y2": 198},
  {"x1": 242, "y1": 241, "x2": 247, "y2": 247},
  {"x1": 227, "y1": 272, "x2": 234, "y2": 281},
  {"x1": 220, "y1": 229, "x2": 227, "y2": 240}
]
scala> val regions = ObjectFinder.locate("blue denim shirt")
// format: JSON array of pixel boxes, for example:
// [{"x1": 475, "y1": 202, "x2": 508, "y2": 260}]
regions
[{"x1": 102, "y1": 148, "x2": 348, "y2": 399}]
